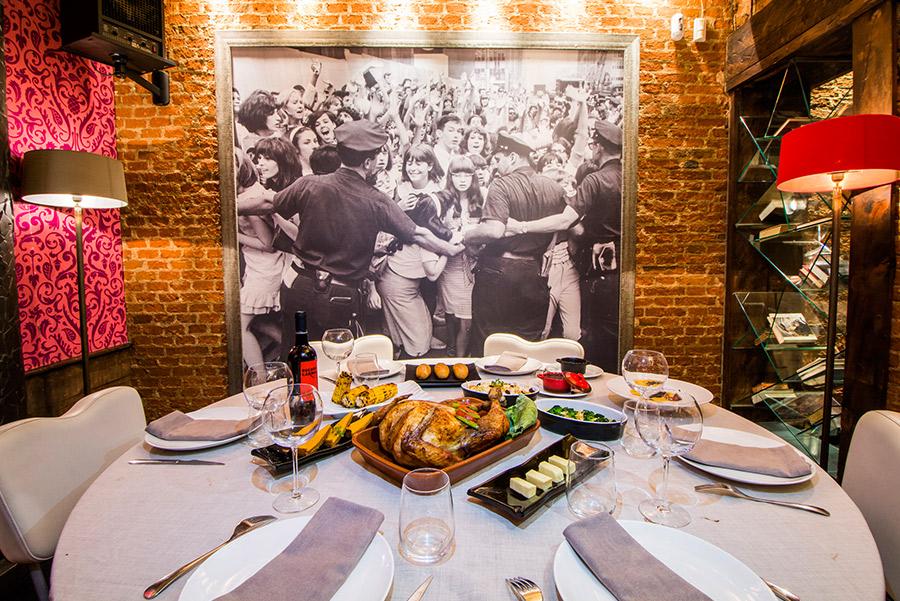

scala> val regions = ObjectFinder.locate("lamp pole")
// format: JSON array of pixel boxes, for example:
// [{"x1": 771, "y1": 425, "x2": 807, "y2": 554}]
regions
[
  {"x1": 73, "y1": 197, "x2": 91, "y2": 395},
  {"x1": 820, "y1": 173, "x2": 844, "y2": 470}
]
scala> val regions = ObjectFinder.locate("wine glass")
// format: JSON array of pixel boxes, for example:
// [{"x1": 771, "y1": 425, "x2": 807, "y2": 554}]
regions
[
  {"x1": 263, "y1": 383, "x2": 323, "y2": 513},
  {"x1": 242, "y1": 361, "x2": 293, "y2": 448},
  {"x1": 622, "y1": 349, "x2": 669, "y2": 401},
  {"x1": 322, "y1": 328, "x2": 354, "y2": 376},
  {"x1": 633, "y1": 394, "x2": 703, "y2": 527}
]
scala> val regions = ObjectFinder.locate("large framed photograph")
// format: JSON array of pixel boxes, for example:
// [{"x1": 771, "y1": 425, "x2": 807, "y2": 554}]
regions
[{"x1": 215, "y1": 31, "x2": 638, "y2": 393}]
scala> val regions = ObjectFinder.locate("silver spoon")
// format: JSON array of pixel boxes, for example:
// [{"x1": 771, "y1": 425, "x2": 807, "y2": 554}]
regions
[
  {"x1": 695, "y1": 482, "x2": 830, "y2": 516},
  {"x1": 143, "y1": 515, "x2": 277, "y2": 598}
]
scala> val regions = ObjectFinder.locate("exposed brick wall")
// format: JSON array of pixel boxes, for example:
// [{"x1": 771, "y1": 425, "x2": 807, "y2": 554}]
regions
[{"x1": 115, "y1": 0, "x2": 729, "y2": 419}]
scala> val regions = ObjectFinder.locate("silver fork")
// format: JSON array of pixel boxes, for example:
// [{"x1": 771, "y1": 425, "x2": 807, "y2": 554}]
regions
[
  {"x1": 695, "y1": 482, "x2": 830, "y2": 516},
  {"x1": 506, "y1": 577, "x2": 543, "y2": 601}
]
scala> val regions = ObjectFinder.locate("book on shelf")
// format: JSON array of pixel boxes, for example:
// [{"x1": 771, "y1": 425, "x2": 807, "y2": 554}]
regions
[
  {"x1": 757, "y1": 182, "x2": 804, "y2": 221},
  {"x1": 767, "y1": 312, "x2": 818, "y2": 344},
  {"x1": 766, "y1": 391, "x2": 841, "y2": 429},
  {"x1": 758, "y1": 216, "x2": 831, "y2": 240},
  {"x1": 798, "y1": 265, "x2": 826, "y2": 288}
]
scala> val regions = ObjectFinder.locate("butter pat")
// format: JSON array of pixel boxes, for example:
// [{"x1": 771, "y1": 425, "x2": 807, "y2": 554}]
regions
[
  {"x1": 548, "y1": 455, "x2": 575, "y2": 475},
  {"x1": 525, "y1": 469, "x2": 553, "y2": 491},
  {"x1": 510, "y1": 476, "x2": 537, "y2": 499},
  {"x1": 538, "y1": 461, "x2": 564, "y2": 483}
]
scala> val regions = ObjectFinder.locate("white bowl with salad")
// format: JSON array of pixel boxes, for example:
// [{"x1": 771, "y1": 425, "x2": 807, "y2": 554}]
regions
[{"x1": 534, "y1": 398, "x2": 625, "y2": 441}]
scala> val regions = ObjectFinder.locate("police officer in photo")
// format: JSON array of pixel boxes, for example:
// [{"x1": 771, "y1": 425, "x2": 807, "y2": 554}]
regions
[
  {"x1": 240, "y1": 119, "x2": 463, "y2": 346},
  {"x1": 464, "y1": 132, "x2": 567, "y2": 355}
]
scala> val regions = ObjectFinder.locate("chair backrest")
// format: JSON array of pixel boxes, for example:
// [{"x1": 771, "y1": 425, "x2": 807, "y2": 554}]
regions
[
  {"x1": 351, "y1": 334, "x2": 394, "y2": 361},
  {"x1": 483, "y1": 333, "x2": 584, "y2": 364},
  {"x1": 843, "y1": 410, "x2": 900, "y2": 598},
  {"x1": 0, "y1": 386, "x2": 146, "y2": 564}
]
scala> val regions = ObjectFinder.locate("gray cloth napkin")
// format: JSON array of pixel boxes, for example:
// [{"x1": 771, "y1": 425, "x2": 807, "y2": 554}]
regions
[
  {"x1": 683, "y1": 438, "x2": 812, "y2": 478},
  {"x1": 563, "y1": 513, "x2": 712, "y2": 601},
  {"x1": 144, "y1": 410, "x2": 258, "y2": 441},
  {"x1": 216, "y1": 497, "x2": 385, "y2": 601},
  {"x1": 487, "y1": 351, "x2": 528, "y2": 372}
]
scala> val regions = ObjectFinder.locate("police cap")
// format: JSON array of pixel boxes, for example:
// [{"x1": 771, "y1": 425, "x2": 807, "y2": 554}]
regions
[
  {"x1": 494, "y1": 132, "x2": 534, "y2": 157},
  {"x1": 591, "y1": 120, "x2": 623, "y2": 148},
  {"x1": 334, "y1": 119, "x2": 388, "y2": 152}
]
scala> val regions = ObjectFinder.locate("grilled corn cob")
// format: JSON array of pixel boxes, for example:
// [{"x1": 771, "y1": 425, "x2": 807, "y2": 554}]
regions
[
  {"x1": 340, "y1": 384, "x2": 370, "y2": 408},
  {"x1": 331, "y1": 372, "x2": 353, "y2": 404},
  {"x1": 354, "y1": 383, "x2": 398, "y2": 407}
]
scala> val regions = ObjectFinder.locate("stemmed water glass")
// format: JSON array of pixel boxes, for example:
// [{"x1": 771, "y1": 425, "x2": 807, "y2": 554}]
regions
[
  {"x1": 621, "y1": 349, "x2": 669, "y2": 401},
  {"x1": 633, "y1": 394, "x2": 703, "y2": 528},
  {"x1": 242, "y1": 361, "x2": 293, "y2": 448},
  {"x1": 322, "y1": 328, "x2": 354, "y2": 376},
  {"x1": 263, "y1": 383, "x2": 323, "y2": 513}
]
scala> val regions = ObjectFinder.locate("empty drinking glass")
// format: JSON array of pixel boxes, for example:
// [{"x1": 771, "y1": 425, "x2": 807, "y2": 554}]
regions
[
  {"x1": 566, "y1": 441, "x2": 618, "y2": 518},
  {"x1": 242, "y1": 361, "x2": 292, "y2": 448},
  {"x1": 263, "y1": 383, "x2": 323, "y2": 513},
  {"x1": 399, "y1": 468, "x2": 455, "y2": 565},
  {"x1": 322, "y1": 328, "x2": 354, "y2": 375},
  {"x1": 634, "y1": 394, "x2": 703, "y2": 528},
  {"x1": 621, "y1": 399, "x2": 656, "y2": 458},
  {"x1": 349, "y1": 352, "x2": 384, "y2": 385}
]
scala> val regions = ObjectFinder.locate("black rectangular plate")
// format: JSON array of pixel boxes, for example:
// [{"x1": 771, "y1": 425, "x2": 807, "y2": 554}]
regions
[
  {"x1": 251, "y1": 438, "x2": 353, "y2": 476},
  {"x1": 404, "y1": 362, "x2": 478, "y2": 387},
  {"x1": 467, "y1": 434, "x2": 578, "y2": 522}
]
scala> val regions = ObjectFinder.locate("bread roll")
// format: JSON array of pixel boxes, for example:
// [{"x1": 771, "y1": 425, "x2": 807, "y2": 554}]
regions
[
  {"x1": 434, "y1": 363, "x2": 450, "y2": 379},
  {"x1": 452, "y1": 363, "x2": 469, "y2": 380},
  {"x1": 415, "y1": 363, "x2": 432, "y2": 380}
]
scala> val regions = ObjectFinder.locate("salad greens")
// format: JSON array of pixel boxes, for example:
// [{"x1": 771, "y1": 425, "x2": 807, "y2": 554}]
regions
[{"x1": 506, "y1": 395, "x2": 538, "y2": 438}]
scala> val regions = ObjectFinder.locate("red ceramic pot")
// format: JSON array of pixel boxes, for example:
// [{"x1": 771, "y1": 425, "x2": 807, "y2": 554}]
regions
[{"x1": 537, "y1": 371, "x2": 570, "y2": 393}]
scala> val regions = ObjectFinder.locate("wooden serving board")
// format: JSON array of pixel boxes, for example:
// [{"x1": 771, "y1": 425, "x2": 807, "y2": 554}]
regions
[{"x1": 351, "y1": 421, "x2": 539, "y2": 485}]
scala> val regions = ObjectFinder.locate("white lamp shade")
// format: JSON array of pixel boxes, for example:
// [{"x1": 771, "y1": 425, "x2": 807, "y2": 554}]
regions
[{"x1": 21, "y1": 149, "x2": 128, "y2": 209}]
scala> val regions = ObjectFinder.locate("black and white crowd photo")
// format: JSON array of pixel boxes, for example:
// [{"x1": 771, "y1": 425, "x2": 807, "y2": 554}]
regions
[{"x1": 232, "y1": 44, "x2": 626, "y2": 371}]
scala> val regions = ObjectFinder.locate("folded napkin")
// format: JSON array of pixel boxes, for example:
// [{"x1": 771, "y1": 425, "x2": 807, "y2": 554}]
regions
[
  {"x1": 145, "y1": 410, "x2": 258, "y2": 441},
  {"x1": 216, "y1": 497, "x2": 384, "y2": 601},
  {"x1": 486, "y1": 351, "x2": 528, "y2": 372},
  {"x1": 683, "y1": 438, "x2": 812, "y2": 478},
  {"x1": 563, "y1": 513, "x2": 712, "y2": 601}
]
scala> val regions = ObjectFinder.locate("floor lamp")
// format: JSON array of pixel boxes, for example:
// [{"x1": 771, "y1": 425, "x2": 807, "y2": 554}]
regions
[
  {"x1": 21, "y1": 149, "x2": 128, "y2": 395},
  {"x1": 777, "y1": 114, "x2": 900, "y2": 468}
]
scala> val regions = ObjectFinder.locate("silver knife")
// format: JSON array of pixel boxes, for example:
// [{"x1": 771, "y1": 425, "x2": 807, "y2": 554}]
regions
[
  {"x1": 128, "y1": 459, "x2": 225, "y2": 466},
  {"x1": 407, "y1": 575, "x2": 432, "y2": 601}
]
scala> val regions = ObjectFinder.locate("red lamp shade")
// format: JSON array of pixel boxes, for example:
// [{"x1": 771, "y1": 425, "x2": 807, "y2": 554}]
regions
[{"x1": 776, "y1": 114, "x2": 900, "y2": 193}]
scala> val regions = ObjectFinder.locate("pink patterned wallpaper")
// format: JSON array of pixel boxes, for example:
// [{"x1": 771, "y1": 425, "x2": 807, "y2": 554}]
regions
[{"x1": 4, "y1": 0, "x2": 127, "y2": 371}]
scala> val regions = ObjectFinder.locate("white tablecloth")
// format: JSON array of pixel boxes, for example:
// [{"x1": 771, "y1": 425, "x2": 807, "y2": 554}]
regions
[{"x1": 50, "y1": 371, "x2": 884, "y2": 601}]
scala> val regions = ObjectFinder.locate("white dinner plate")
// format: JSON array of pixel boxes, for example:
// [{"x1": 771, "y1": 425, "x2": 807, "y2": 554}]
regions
[
  {"x1": 606, "y1": 375, "x2": 715, "y2": 405},
  {"x1": 321, "y1": 380, "x2": 427, "y2": 417},
  {"x1": 144, "y1": 406, "x2": 260, "y2": 451},
  {"x1": 546, "y1": 363, "x2": 605, "y2": 379},
  {"x1": 554, "y1": 520, "x2": 775, "y2": 601},
  {"x1": 179, "y1": 516, "x2": 394, "y2": 601},
  {"x1": 537, "y1": 386, "x2": 591, "y2": 399},
  {"x1": 679, "y1": 426, "x2": 816, "y2": 486},
  {"x1": 476, "y1": 355, "x2": 544, "y2": 376}
]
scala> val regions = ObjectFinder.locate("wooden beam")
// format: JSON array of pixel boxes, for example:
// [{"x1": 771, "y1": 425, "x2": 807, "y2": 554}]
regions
[
  {"x1": 841, "y1": 0, "x2": 898, "y2": 475},
  {"x1": 726, "y1": 0, "x2": 881, "y2": 91}
]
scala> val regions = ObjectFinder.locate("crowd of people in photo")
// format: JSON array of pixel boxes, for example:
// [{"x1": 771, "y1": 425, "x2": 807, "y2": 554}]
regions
[{"x1": 233, "y1": 55, "x2": 625, "y2": 369}]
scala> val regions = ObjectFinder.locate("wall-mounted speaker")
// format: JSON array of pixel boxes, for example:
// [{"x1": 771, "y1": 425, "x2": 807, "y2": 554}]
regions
[{"x1": 60, "y1": 0, "x2": 176, "y2": 74}]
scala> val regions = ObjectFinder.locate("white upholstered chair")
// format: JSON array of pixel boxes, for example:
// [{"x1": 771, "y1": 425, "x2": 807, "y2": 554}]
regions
[
  {"x1": 0, "y1": 386, "x2": 146, "y2": 600},
  {"x1": 842, "y1": 410, "x2": 900, "y2": 598},
  {"x1": 483, "y1": 333, "x2": 585, "y2": 364}
]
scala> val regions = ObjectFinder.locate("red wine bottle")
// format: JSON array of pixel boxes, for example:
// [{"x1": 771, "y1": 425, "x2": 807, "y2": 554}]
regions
[{"x1": 288, "y1": 311, "x2": 318, "y2": 389}]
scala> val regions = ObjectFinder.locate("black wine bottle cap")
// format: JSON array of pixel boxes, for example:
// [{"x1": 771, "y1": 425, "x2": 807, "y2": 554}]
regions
[{"x1": 295, "y1": 311, "x2": 307, "y2": 334}]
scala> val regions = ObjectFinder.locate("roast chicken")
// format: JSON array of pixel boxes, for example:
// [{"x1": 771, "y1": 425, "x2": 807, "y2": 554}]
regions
[{"x1": 372, "y1": 397, "x2": 510, "y2": 468}]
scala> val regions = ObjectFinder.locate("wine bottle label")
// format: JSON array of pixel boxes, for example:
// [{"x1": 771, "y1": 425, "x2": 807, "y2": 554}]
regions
[{"x1": 300, "y1": 360, "x2": 318, "y2": 388}]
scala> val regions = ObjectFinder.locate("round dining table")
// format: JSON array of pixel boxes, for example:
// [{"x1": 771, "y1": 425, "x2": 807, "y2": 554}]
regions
[{"x1": 50, "y1": 365, "x2": 884, "y2": 601}]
